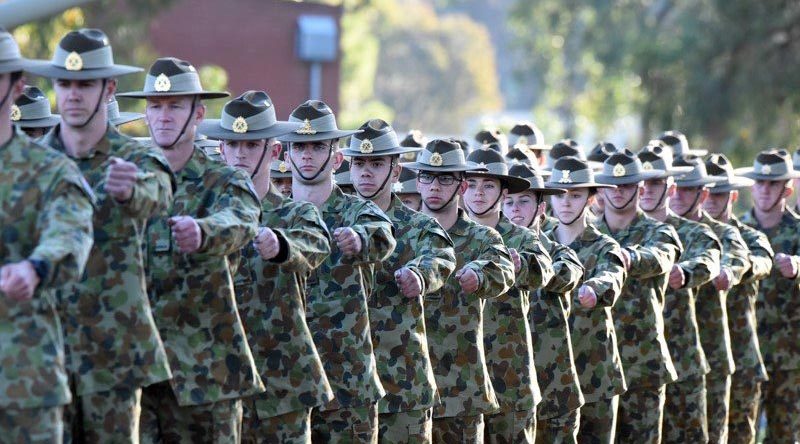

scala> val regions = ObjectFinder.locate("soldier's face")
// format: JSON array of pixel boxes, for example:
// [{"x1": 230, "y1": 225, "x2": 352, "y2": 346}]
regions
[
  {"x1": 145, "y1": 96, "x2": 203, "y2": 147},
  {"x1": 0, "y1": 73, "x2": 24, "y2": 120},
  {"x1": 602, "y1": 183, "x2": 640, "y2": 212},
  {"x1": 464, "y1": 177, "x2": 505, "y2": 215},
  {"x1": 417, "y1": 172, "x2": 465, "y2": 211},
  {"x1": 504, "y1": 191, "x2": 540, "y2": 227},
  {"x1": 221, "y1": 139, "x2": 277, "y2": 177},
  {"x1": 752, "y1": 179, "x2": 790, "y2": 212},
  {"x1": 703, "y1": 191, "x2": 734, "y2": 220},
  {"x1": 641, "y1": 178, "x2": 674, "y2": 212},
  {"x1": 273, "y1": 177, "x2": 292, "y2": 197},
  {"x1": 590, "y1": 191, "x2": 605, "y2": 215},
  {"x1": 670, "y1": 186, "x2": 706, "y2": 215},
  {"x1": 53, "y1": 78, "x2": 114, "y2": 127},
  {"x1": 288, "y1": 140, "x2": 338, "y2": 184},
  {"x1": 398, "y1": 193, "x2": 422, "y2": 211},
  {"x1": 350, "y1": 155, "x2": 399, "y2": 199},
  {"x1": 550, "y1": 188, "x2": 590, "y2": 223},
  {"x1": 21, "y1": 127, "x2": 48, "y2": 139}
]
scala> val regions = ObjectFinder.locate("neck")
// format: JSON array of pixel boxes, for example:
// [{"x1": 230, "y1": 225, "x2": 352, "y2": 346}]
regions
[
  {"x1": 754, "y1": 202, "x2": 785, "y2": 229},
  {"x1": 555, "y1": 217, "x2": 585, "y2": 245},
  {"x1": 163, "y1": 139, "x2": 196, "y2": 172},
  {"x1": 424, "y1": 203, "x2": 459, "y2": 230},
  {"x1": 59, "y1": 118, "x2": 107, "y2": 158},
  {"x1": 372, "y1": 190, "x2": 394, "y2": 213},
  {"x1": 252, "y1": 170, "x2": 272, "y2": 200},
  {"x1": 684, "y1": 205, "x2": 702, "y2": 221},
  {"x1": 643, "y1": 205, "x2": 667, "y2": 222},
  {"x1": 603, "y1": 206, "x2": 638, "y2": 232},
  {"x1": 716, "y1": 208, "x2": 731, "y2": 222},
  {"x1": 294, "y1": 177, "x2": 333, "y2": 209},
  {"x1": 468, "y1": 207, "x2": 501, "y2": 228}
]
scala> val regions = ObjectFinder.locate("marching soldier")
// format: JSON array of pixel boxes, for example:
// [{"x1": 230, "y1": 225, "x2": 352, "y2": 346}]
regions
[
  {"x1": 738, "y1": 149, "x2": 800, "y2": 442},
  {"x1": 704, "y1": 154, "x2": 772, "y2": 444},
  {"x1": 11, "y1": 85, "x2": 60, "y2": 138},
  {"x1": 30, "y1": 29, "x2": 177, "y2": 442},
  {"x1": 545, "y1": 157, "x2": 627, "y2": 444},
  {"x1": 0, "y1": 27, "x2": 95, "y2": 440},
  {"x1": 107, "y1": 96, "x2": 143, "y2": 128},
  {"x1": 333, "y1": 158, "x2": 356, "y2": 194},
  {"x1": 594, "y1": 151, "x2": 681, "y2": 443},
  {"x1": 637, "y1": 144, "x2": 719, "y2": 443},
  {"x1": 463, "y1": 148, "x2": 555, "y2": 443},
  {"x1": 201, "y1": 91, "x2": 336, "y2": 442},
  {"x1": 282, "y1": 100, "x2": 396, "y2": 443},
  {"x1": 270, "y1": 144, "x2": 293, "y2": 197},
  {"x1": 657, "y1": 130, "x2": 708, "y2": 157},
  {"x1": 474, "y1": 128, "x2": 508, "y2": 154},
  {"x1": 508, "y1": 122, "x2": 551, "y2": 167},
  {"x1": 403, "y1": 139, "x2": 515, "y2": 443},
  {"x1": 394, "y1": 166, "x2": 422, "y2": 211},
  {"x1": 119, "y1": 57, "x2": 264, "y2": 441},
  {"x1": 345, "y1": 119, "x2": 456, "y2": 443}
]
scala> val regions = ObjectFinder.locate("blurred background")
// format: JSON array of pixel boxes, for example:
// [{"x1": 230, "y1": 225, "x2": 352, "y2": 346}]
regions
[{"x1": 3, "y1": 0, "x2": 800, "y2": 166}]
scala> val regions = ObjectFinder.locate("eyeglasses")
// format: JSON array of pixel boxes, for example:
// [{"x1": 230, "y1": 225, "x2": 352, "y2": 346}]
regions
[{"x1": 417, "y1": 172, "x2": 460, "y2": 185}]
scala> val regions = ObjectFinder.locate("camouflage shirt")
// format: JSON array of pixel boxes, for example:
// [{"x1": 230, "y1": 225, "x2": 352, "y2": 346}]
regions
[
  {"x1": 425, "y1": 209, "x2": 514, "y2": 418},
  {"x1": 696, "y1": 211, "x2": 750, "y2": 375},
  {"x1": 532, "y1": 231, "x2": 585, "y2": 419},
  {"x1": 146, "y1": 147, "x2": 264, "y2": 406},
  {"x1": 42, "y1": 124, "x2": 175, "y2": 396},
  {"x1": 486, "y1": 216, "x2": 553, "y2": 412},
  {"x1": 663, "y1": 213, "x2": 719, "y2": 380},
  {"x1": 234, "y1": 185, "x2": 333, "y2": 418},
  {"x1": 741, "y1": 208, "x2": 800, "y2": 372},
  {"x1": 370, "y1": 194, "x2": 456, "y2": 414},
  {"x1": 596, "y1": 211, "x2": 680, "y2": 388},
  {"x1": 547, "y1": 223, "x2": 627, "y2": 403},
  {"x1": 306, "y1": 185, "x2": 396, "y2": 411},
  {"x1": 0, "y1": 129, "x2": 94, "y2": 409},
  {"x1": 727, "y1": 216, "x2": 771, "y2": 381}
]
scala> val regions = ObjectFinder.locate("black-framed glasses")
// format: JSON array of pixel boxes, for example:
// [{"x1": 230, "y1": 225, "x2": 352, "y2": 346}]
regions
[{"x1": 417, "y1": 172, "x2": 460, "y2": 185}]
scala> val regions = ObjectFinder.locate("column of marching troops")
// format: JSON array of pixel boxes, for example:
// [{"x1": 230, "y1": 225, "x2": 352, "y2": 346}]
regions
[{"x1": 1, "y1": 26, "x2": 800, "y2": 444}]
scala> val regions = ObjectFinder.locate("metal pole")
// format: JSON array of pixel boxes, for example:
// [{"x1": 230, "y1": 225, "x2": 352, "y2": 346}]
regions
[
  {"x1": 0, "y1": 0, "x2": 96, "y2": 29},
  {"x1": 309, "y1": 62, "x2": 322, "y2": 100}
]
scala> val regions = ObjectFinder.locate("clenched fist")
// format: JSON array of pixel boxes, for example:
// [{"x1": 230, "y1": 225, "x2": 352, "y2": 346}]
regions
[
  {"x1": 105, "y1": 156, "x2": 138, "y2": 202},
  {"x1": 169, "y1": 216, "x2": 203, "y2": 254},
  {"x1": 334, "y1": 227, "x2": 362, "y2": 257},
  {"x1": 254, "y1": 227, "x2": 281, "y2": 260},
  {"x1": 668, "y1": 264, "x2": 685, "y2": 289},
  {"x1": 578, "y1": 285, "x2": 597, "y2": 308},
  {"x1": 395, "y1": 267, "x2": 422, "y2": 298},
  {"x1": 455, "y1": 267, "x2": 479, "y2": 294},
  {"x1": 713, "y1": 267, "x2": 732, "y2": 291},
  {"x1": 0, "y1": 261, "x2": 40, "y2": 301},
  {"x1": 775, "y1": 253, "x2": 798, "y2": 279},
  {"x1": 509, "y1": 248, "x2": 521, "y2": 274},
  {"x1": 620, "y1": 248, "x2": 632, "y2": 271}
]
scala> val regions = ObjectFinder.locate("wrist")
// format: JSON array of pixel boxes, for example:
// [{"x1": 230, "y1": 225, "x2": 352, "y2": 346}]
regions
[{"x1": 27, "y1": 258, "x2": 49, "y2": 282}]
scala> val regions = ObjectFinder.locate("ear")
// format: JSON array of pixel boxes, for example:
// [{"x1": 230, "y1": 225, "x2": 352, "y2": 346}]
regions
[
  {"x1": 194, "y1": 102, "x2": 206, "y2": 123},
  {"x1": 458, "y1": 179, "x2": 468, "y2": 195},
  {"x1": 10, "y1": 74, "x2": 25, "y2": 101},
  {"x1": 731, "y1": 190, "x2": 739, "y2": 203},
  {"x1": 587, "y1": 193, "x2": 596, "y2": 206},
  {"x1": 784, "y1": 182, "x2": 793, "y2": 199},
  {"x1": 539, "y1": 200, "x2": 548, "y2": 214},
  {"x1": 667, "y1": 183, "x2": 677, "y2": 198},
  {"x1": 391, "y1": 158, "x2": 402, "y2": 182},
  {"x1": 698, "y1": 188, "x2": 710, "y2": 204},
  {"x1": 332, "y1": 150, "x2": 344, "y2": 170},
  {"x1": 105, "y1": 78, "x2": 117, "y2": 100},
  {"x1": 268, "y1": 139, "x2": 282, "y2": 162}
]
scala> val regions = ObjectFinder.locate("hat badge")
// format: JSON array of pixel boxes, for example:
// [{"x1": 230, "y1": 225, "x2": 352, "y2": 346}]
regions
[
  {"x1": 558, "y1": 169, "x2": 573, "y2": 184},
  {"x1": 296, "y1": 118, "x2": 317, "y2": 135},
  {"x1": 232, "y1": 116, "x2": 248, "y2": 134},
  {"x1": 154, "y1": 73, "x2": 171, "y2": 92},
  {"x1": 518, "y1": 135, "x2": 528, "y2": 145},
  {"x1": 613, "y1": 163, "x2": 626, "y2": 177},
  {"x1": 761, "y1": 164, "x2": 772, "y2": 175},
  {"x1": 10, "y1": 104, "x2": 21, "y2": 122},
  {"x1": 65, "y1": 51, "x2": 83, "y2": 71},
  {"x1": 478, "y1": 162, "x2": 487, "y2": 169},
  {"x1": 429, "y1": 152, "x2": 443, "y2": 167},
  {"x1": 278, "y1": 161, "x2": 288, "y2": 173},
  {"x1": 392, "y1": 182, "x2": 403, "y2": 193},
  {"x1": 359, "y1": 139, "x2": 374, "y2": 154},
  {"x1": 642, "y1": 161, "x2": 653, "y2": 171}
]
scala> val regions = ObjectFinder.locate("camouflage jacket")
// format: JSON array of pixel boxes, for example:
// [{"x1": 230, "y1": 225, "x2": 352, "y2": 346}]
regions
[
  {"x1": 485, "y1": 216, "x2": 552, "y2": 412},
  {"x1": 233, "y1": 185, "x2": 333, "y2": 418},
  {"x1": 596, "y1": 211, "x2": 680, "y2": 388},
  {"x1": 547, "y1": 223, "x2": 627, "y2": 403},
  {"x1": 146, "y1": 147, "x2": 263, "y2": 406},
  {"x1": 306, "y1": 185, "x2": 396, "y2": 411},
  {"x1": 663, "y1": 213, "x2": 719, "y2": 380},
  {"x1": 727, "y1": 216, "x2": 771, "y2": 381},
  {"x1": 42, "y1": 124, "x2": 175, "y2": 396},
  {"x1": 425, "y1": 209, "x2": 514, "y2": 418},
  {"x1": 695, "y1": 211, "x2": 750, "y2": 375},
  {"x1": 532, "y1": 231, "x2": 585, "y2": 419},
  {"x1": 540, "y1": 214, "x2": 559, "y2": 234},
  {"x1": 0, "y1": 129, "x2": 94, "y2": 409},
  {"x1": 370, "y1": 194, "x2": 456, "y2": 414},
  {"x1": 741, "y1": 208, "x2": 800, "y2": 372}
]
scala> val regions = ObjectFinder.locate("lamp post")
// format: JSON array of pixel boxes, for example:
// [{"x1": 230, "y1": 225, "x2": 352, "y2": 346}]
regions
[{"x1": 296, "y1": 14, "x2": 337, "y2": 100}]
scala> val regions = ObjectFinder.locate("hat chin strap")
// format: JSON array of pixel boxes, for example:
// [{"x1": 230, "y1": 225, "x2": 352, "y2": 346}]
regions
[
  {"x1": 466, "y1": 191, "x2": 503, "y2": 217},
  {"x1": 73, "y1": 79, "x2": 107, "y2": 129},
  {"x1": 709, "y1": 193, "x2": 730, "y2": 220},
  {"x1": 0, "y1": 80, "x2": 14, "y2": 115},
  {"x1": 557, "y1": 197, "x2": 588, "y2": 226},
  {"x1": 250, "y1": 142, "x2": 270, "y2": 179},
  {"x1": 423, "y1": 181, "x2": 461, "y2": 213},
  {"x1": 290, "y1": 144, "x2": 333, "y2": 182},
  {"x1": 677, "y1": 190, "x2": 702, "y2": 218},
  {"x1": 356, "y1": 158, "x2": 395, "y2": 200},
  {"x1": 154, "y1": 97, "x2": 197, "y2": 150},
  {"x1": 525, "y1": 192, "x2": 543, "y2": 230},
  {"x1": 641, "y1": 182, "x2": 669, "y2": 213},
  {"x1": 607, "y1": 187, "x2": 638, "y2": 211}
]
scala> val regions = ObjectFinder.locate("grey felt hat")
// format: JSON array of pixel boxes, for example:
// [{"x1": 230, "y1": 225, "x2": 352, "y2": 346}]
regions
[
  {"x1": 705, "y1": 154, "x2": 753, "y2": 193},
  {"x1": 465, "y1": 148, "x2": 532, "y2": 194},
  {"x1": 0, "y1": 28, "x2": 48, "y2": 75},
  {"x1": 333, "y1": 158, "x2": 353, "y2": 186},
  {"x1": 118, "y1": 57, "x2": 228, "y2": 99},
  {"x1": 392, "y1": 166, "x2": 419, "y2": 195},
  {"x1": 279, "y1": 100, "x2": 361, "y2": 143},
  {"x1": 672, "y1": 155, "x2": 724, "y2": 187},
  {"x1": 636, "y1": 141, "x2": 693, "y2": 179},
  {"x1": 474, "y1": 128, "x2": 508, "y2": 153},
  {"x1": 736, "y1": 149, "x2": 800, "y2": 181},
  {"x1": 546, "y1": 156, "x2": 615, "y2": 190},
  {"x1": 508, "y1": 122, "x2": 550, "y2": 151},
  {"x1": 402, "y1": 138, "x2": 488, "y2": 173},
  {"x1": 11, "y1": 86, "x2": 60, "y2": 129},
  {"x1": 341, "y1": 119, "x2": 421, "y2": 158},
  {"x1": 657, "y1": 130, "x2": 708, "y2": 157},
  {"x1": 507, "y1": 162, "x2": 565, "y2": 195},
  {"x1": 199, "y1": 90, "x2": 302, "y2": 141},
  {"x1": 270, "y1": 144, "x2": 293, "y2": 179},
  {"x1": 596, "y1": 150, "x2": 666, "y2": 185},
  {"x1": 107, "y1": 97, "x2": 143, "y2": 127}
]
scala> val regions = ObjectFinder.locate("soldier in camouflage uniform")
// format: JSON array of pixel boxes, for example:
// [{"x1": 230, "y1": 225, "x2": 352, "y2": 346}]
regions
[
  {"x1": 704, "y1": 154, "x2": 772, "y2": 444},
  {"x1": 738, "y1": 150, "x2": 800, "y2": 442},
  {"x1": 0, "y1": 27, "x2": 95, "y2": 441},
  {"x1": 462, "y1": 149, "x2": 555, "y2": 444},
  {"x1": 107, "y1": 96, "x2": 143, "y2": 129},
  {"x1": 545, "y1": 157, "x2": 627, "y2": 444},
  {"x1": 334, "y1": 158, "x2": 356, "y2": 195},
  {"x1": 637, "y1": 144, "x2": 718, "y2": 443},
  {"x1": 118, "y1": 57, "x2": 264, "y2": 442},
  {"x1": 282, "y1": 100, "x2": 397, "y2": 443},
  {"x1": 671, "y1": 155, "x2": 750, "y2": 444},
  {"x1": 11, "y1": 85, "x2": 60, "y2": 138},
  {"x1": 403, "y1": 139, "x2": 515, "y2": 443},
  {"x1": 201, "y1": 91, "x2": 335, "y2": 443},
  {"x1": 508, "y1": 122, "x2": 551, "y2": 168},
  {"x1": 344, "y1": 120, "x2": 456, "y2": 443},
  {"x1": 28, "y1": 29, "x2": 177, "y2": 442},
  {"x1": 594, "y1": 151, "x2": 681, "y2": 444},
  {"x1": 270, "y1": 144, "x2": 293, "y2": 197}
]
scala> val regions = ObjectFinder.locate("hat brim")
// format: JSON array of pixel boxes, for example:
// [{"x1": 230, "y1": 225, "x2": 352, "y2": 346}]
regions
[
  {"x1": 0, "y1": 58, "x2": 51, "y2": 75},
  {"x1": 26, "y1": 63, "x2": 142, "y2": 80},
  {"x1": 465, "y1": 171, "x2": 532, "y2": 194},
  {"x1": 401, "y1": 160, "x2": 488, "y2": 173},
  {"x1": 544, "y1": 181, "x2": 615, "y2": 190},
  {"x1": 674, "y1": 175, "x2": 726, "y2": 188},
  {"x1": 199, "y1": 120, "x2": 303, "y2": 141},
  {"x1": 735, "y1": 167, "x2": 800, "y2": 181},
  {"x1": 511, "y1": 185, "x2": 566, "y2": 196},
  {"x1": 14, "y1": 115, "x2": 61, "y2": 128},
  {"x1": 595, "y1": 169, "x2": 666, "y2": 185},
  {"x1": 709, "y1": 177, "x2": 754, "y2": 193},
  {"x1": 341, "y1": 146, "x2": 421, "y2": 158},
  {"x1": 110, "y1": 111, "x2": 144, "y2": 127},
  {"x1": 279, "y1": 129, "x2": 362, "y2": 143},
  {"x1": 117, "y1": 90, "x2": 229, "y2": 99}
]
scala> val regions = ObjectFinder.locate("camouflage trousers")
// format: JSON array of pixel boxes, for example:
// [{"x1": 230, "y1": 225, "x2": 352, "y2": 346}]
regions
[
  {"x1": 63, "y1": 384, "x2": 142, "y2": 444},
  {"x1": 759, "y1": 368, "x2": 800, "y2": 443},
  {"x1": 0, "y1": 405, "x2": 63, "y2": 444},
  {"x1": 311, "y1": 403, "x2": 378, "y2": 444},
  {"x1": 378, "y1": 408, "x2": 432, "y2": 444},
  {"x1": 663, "y1": 374, "x2": 708, "y2": 443},
  {"x1": 535, "y1": 408, "x2": 579, "y2": 444},
  {"x1": 728, "y1": 373, "x2": 761, "y2": 444},
  {"x1": 484, "y1": 408, "x2": 536, "y2": 444},
  {"x1": 706, "y1": 373, "x2": 731, "y2": 444},
  {"x1": 577, "y1": 396, "x2": 618, "y2": 444},
  {"x1": 431, "y1": 414, "x2": 484, "y2": 443},
  {"x1": 139, "y1": 381, "x2": 243, "y2": 444},
  {"x1": 241, "y1": 404, "x2": 311, "y2": 444},
  {"x1": 616, "y1": 384, "x2": 665, "y2": 444}
]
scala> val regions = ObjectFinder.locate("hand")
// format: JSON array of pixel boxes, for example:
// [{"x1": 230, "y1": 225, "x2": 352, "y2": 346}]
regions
[
  {"x1": 509, "y1": 248, "x2": 521, "y2": 274},
  {"x1": 395, "y1": 267, "x2": 422, "y2": 298},
  {"x1": 168, "y1": 216, "x2": 203, "y2": 254},
  {"x1": 455, "y1": 267, "x2": 479, "y2": 294},
  {"x1": 578, "y1": 285, "x2": 597, "y2": 308},
  {"x1": 105, "y1": 156, "x2": 138, "y2": 202},
  {"x1": 775, "y1": 253, "x2": 798, "y2": 279},
  {"x1": 620, "y1": 248, "x2": 631, "y2": 271},
  {"x1": 669, "y1": 264, "x2": 685, "y2": 289},
  {"x1": 253, "y1": 227, "x2": 280, "y2": 260},
  {"x1": 334, "y1": 227, "x2": 362, "y2": 257},
  {"x1": 0, "y1": 261, "x2": 40, "y2": 301},
  {"x1": 713, "y1": 267, "x2": 732, "y2": 291}
]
